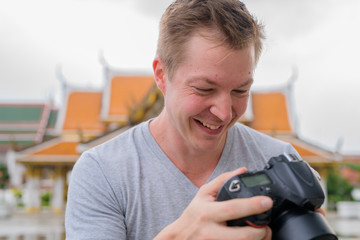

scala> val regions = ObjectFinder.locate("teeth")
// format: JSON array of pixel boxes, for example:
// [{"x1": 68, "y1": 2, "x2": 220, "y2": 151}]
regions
[{"x1": 200, "y1": 121, "x2": 220, "y2": 130}]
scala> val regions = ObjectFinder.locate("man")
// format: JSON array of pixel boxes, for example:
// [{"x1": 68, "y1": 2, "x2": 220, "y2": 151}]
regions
[{"x1": 65, "y1": 1, "x2": 299, "y2": 239}]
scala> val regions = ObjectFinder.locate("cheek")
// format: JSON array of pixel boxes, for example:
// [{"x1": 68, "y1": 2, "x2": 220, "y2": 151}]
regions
[
  {"x1": 233, "y1": 97, "x2": 249, "y2": 116},
  {"x1": 166, "y1": 89, "x2": 203, "y2": 116},
  {"x1": 182, "y1": 95, "x2": 206, "y2": 114}
]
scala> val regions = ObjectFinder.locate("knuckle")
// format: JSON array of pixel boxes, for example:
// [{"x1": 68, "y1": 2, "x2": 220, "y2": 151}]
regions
[
  {"x1": 238, "y1": 226, "x2": 266, "y2": 240},
  {"x1": 222, "y1": 202, "x2": 238, "y2": 216},
  {"x1": 197, "y1": 209, "x2": 211, "y2": 223},
  {"x1": 198, "y1": 228, "x2": 213, "y2": 240}
]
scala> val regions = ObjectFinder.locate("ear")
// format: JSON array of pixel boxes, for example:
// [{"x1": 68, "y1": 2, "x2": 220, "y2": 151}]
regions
[{"x1": 153, "y1": 56, "x2": 167, "y2": 95}]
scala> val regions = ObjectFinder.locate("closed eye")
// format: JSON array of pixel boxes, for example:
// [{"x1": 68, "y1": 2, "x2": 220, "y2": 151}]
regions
[
  {"x1": 232, "y1": 89, "x2": 249, "y2": 96},
  {"x1": 233, "y1": 89, "x2": 247, "y2": 94},
  {"x1": 194, "y1": 87, "x2": 214, "y2": 94}
]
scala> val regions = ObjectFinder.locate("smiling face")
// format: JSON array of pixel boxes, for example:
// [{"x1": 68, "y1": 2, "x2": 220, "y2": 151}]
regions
[{"x1": 154, "y1": 31, "x2": 255, "y2": 154}]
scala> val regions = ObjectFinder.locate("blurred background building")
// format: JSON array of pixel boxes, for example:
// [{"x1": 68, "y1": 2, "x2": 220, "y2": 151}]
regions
[
  {"x1": 1, "y1": 55, "x2": 360, "y2": 240},
  {"x1": 3, "y1": 61, "x2": 360, "y2": 209}
]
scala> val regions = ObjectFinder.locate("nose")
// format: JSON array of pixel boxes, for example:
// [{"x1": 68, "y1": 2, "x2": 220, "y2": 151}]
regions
[{"x1": 209, "y1": 94, "x2": 233, "y2": 122}]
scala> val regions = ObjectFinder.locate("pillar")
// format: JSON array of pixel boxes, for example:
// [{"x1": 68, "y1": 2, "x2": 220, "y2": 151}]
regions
[
  {"x1": 51, "y1": 166, "x2": 65, "y2": 213},
  {"x1": 23, "y1": 166, "x2": 41, "y2": 213}
]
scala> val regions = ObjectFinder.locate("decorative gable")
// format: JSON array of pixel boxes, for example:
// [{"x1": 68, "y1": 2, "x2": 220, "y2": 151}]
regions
[
  {"x1": 101, "y1": 74, "x2": 155, "y2": 124},
  {"x1": 56, "y1": 89, "x2": 107, "y2": 138},
  {"x1": 62, "y1": 91, "x2": 106, "y2": 132},
  {"x1": 250, "y1": 92, "x2": 292, "y2": 133}
]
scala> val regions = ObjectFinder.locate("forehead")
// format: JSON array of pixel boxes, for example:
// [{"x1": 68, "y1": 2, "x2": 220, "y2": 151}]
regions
[
  {"x1": 175, "y1": 32, "x2": 255, "y2": 85},
  {"x1": 183, "y1": 29, "x2": 255, "y2": 62}
]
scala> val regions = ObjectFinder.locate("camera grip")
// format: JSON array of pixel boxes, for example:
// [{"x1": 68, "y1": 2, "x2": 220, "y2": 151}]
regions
[{"x1": 216, "y1": 176, "x2": 272, "y2": 227}]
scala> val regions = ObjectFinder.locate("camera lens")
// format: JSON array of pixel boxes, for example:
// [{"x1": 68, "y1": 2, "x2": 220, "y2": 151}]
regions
[{"x1": 270, "y1": 208, "x2": 338, "y2": 240}]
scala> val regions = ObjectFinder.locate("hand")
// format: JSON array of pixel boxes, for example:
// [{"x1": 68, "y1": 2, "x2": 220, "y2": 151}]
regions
[
  {"x1": 315, "y1": 208, "x2": 326, "y2": 216},
  {"x1": 155, "y1": 168, "x2": 273, "y2": 240}
]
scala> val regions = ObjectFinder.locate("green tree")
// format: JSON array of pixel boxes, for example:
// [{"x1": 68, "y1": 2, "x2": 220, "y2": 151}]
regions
[
  {"x1": 327, "y1": 166, "x2": 354, "y2": 210},
  {"x1": 0, "y1": 163, "x2": 10, "y2": 189}
]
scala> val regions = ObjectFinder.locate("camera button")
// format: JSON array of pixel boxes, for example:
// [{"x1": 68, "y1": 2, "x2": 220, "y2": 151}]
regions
[
  {"x1": 260, "y1": 186, "x2": 272, "y2": 194},
  {"x1": 229, "y1": 180, "x2": 241, "y2": 192},
  {"x1": 265, "y1": 163, "x2": 272, "y2": 169}
]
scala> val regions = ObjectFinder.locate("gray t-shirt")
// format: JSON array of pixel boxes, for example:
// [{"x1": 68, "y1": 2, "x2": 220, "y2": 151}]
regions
[{"x1": 65, "y1": 121, "x2": 298, "y2": 239}]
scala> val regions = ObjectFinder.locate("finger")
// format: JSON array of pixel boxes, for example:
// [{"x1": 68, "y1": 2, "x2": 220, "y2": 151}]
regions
[
  {"x1": 213, "y1": 196, "x2": 273, "y2": 223},
  {"x1": 263, "y1": 226, "x2": 272, "y2": 240},
  {"x1": 315, "y1": 208, "x2": 326, "y2": 216},
  {"x1": 200, "y1": 167, "x2": 247, "y2": 198},
  {"x1": 204, "y1": 224, "x2": 270, "y2": 240}
]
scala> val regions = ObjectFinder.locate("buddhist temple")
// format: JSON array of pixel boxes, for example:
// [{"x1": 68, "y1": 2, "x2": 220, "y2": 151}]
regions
[
  {"x1": 1, "y1": 60, "x2": 358, "y2": 213},
  {"x1": 0, "y1": 102, "x2": 58, "y2": 154},
  {"x1": 249, "y1": 72, "x2": 338, "y2": 176}
]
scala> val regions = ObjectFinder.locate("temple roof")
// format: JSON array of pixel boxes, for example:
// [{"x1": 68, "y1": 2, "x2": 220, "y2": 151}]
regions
[
  {"x1": 17, "y1": 138, "x2": 79, "y2": 165},
  {"x1": 13, "y1": 64, "x2": 357, "y2": 167},
  {"x1": 0, "y1": 102, "x2": 57, "y2": 152},
  {"x1": 14, "y1": 88, "x2": 106, "y2": 165},
  {"x1": 14, "y1": 64, "x2": 159, "y2": 165},
  {"x1": 101, "y1": 73, "x2": 155, "y2": 124},
  {"x1": 57, "y1": 90, "x2": 106, "y2": 135},
  {"x1": 250, "y1": 92, "x2": 292, "y2": 133}
]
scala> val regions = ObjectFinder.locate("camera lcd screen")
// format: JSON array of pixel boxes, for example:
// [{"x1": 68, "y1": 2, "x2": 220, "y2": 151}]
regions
[{"x1": 240, "y1": 173, "x2": 272, "y2": 187}]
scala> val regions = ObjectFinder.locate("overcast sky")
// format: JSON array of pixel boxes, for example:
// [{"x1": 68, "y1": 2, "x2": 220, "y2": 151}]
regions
[{"x1": 0, "y1": 0, "x2": 359, "y2": 154}]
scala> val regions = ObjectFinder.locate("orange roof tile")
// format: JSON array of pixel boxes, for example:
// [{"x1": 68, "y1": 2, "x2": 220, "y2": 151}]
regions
[
  {"x1": 108, "y1": 76, "x2": 154, "y2": 116},
  {"x1": 291, "y1": 143, "x2": 320, "y2": 157},
  {"x1": 250, "y1": 92, "x2": 291, "y2": 132},
  {"x1": 63, "y1": 91, "x2": 106, "y2": 131},
  {"x1": 32, "y1": 141, "x2": 79, "y2": 156}
]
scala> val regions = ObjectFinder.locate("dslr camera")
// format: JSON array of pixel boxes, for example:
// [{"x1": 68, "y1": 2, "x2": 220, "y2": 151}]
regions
[{"x1": 216, "y1": 153, "x2": 338, "y2": 240}]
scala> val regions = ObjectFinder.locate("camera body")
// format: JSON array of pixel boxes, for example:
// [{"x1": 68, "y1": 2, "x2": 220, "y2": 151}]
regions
[
  {"x1": 216, "y1": 153, "x2": 338, "y2": 240},
  {"x1": 216, "y1": 153, "x2": 324, "y2": 226}
]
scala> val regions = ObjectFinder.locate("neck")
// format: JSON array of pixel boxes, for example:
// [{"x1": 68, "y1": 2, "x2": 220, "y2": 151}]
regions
[{"x1": 149, "y1": 113, "x2": 225, "y2": 187}]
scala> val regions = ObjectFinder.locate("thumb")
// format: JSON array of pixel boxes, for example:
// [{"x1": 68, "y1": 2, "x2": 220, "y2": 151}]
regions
[{"x1": 201, "y1": 167, "x2": 247, "y2": 198}]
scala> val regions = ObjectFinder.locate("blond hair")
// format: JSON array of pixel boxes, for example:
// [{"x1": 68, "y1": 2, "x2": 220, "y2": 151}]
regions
[{"x1": 156, "y1": 0, "x2": 265, "y2": 79}]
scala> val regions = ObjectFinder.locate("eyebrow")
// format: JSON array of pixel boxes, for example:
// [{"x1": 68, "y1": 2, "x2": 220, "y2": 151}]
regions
[
  {"x1": 237, "y1": 78, "x2": 254, "y2": 88},
  {"x1": 190, "y1": 77, "x2": 254, "y2": 88}
]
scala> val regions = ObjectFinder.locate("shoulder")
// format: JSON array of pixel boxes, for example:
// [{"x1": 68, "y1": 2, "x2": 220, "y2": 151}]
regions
[
  {"x1": 231, "y1": 122, "x2": 285, "y2": 143},
  {"x1": 90, "y1": 121, "x2": 150, "y2": 155},
  {"x1": 73, "y1": 121, "x2": 151, "y2": 176},
  {"x1": 230, "y1": 122, "x2": 277, "y2": 141},
  {"x1": 229, "y1": 122, "x2": 298, "y2": 157}
]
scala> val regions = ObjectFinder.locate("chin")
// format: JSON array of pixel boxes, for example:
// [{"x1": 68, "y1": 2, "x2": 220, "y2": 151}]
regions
[{"x1": 193, "y1": 137, "x2": 225, "y2": 152}]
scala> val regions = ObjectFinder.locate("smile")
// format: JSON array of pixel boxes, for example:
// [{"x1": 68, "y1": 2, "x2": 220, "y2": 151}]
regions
[{"x1": 199, "y1": 120, "x2": 221, "y2": 130}]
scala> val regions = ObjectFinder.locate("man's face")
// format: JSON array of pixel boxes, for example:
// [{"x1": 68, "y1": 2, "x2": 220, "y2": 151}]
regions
[{"x1": 162, "y1": 33, "x2": 255, "y2": 153}]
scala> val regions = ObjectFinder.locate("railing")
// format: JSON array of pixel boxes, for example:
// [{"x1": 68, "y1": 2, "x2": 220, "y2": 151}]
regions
[{"x1": 0, "y1": 212, "x2": 64, "y2": 240}]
